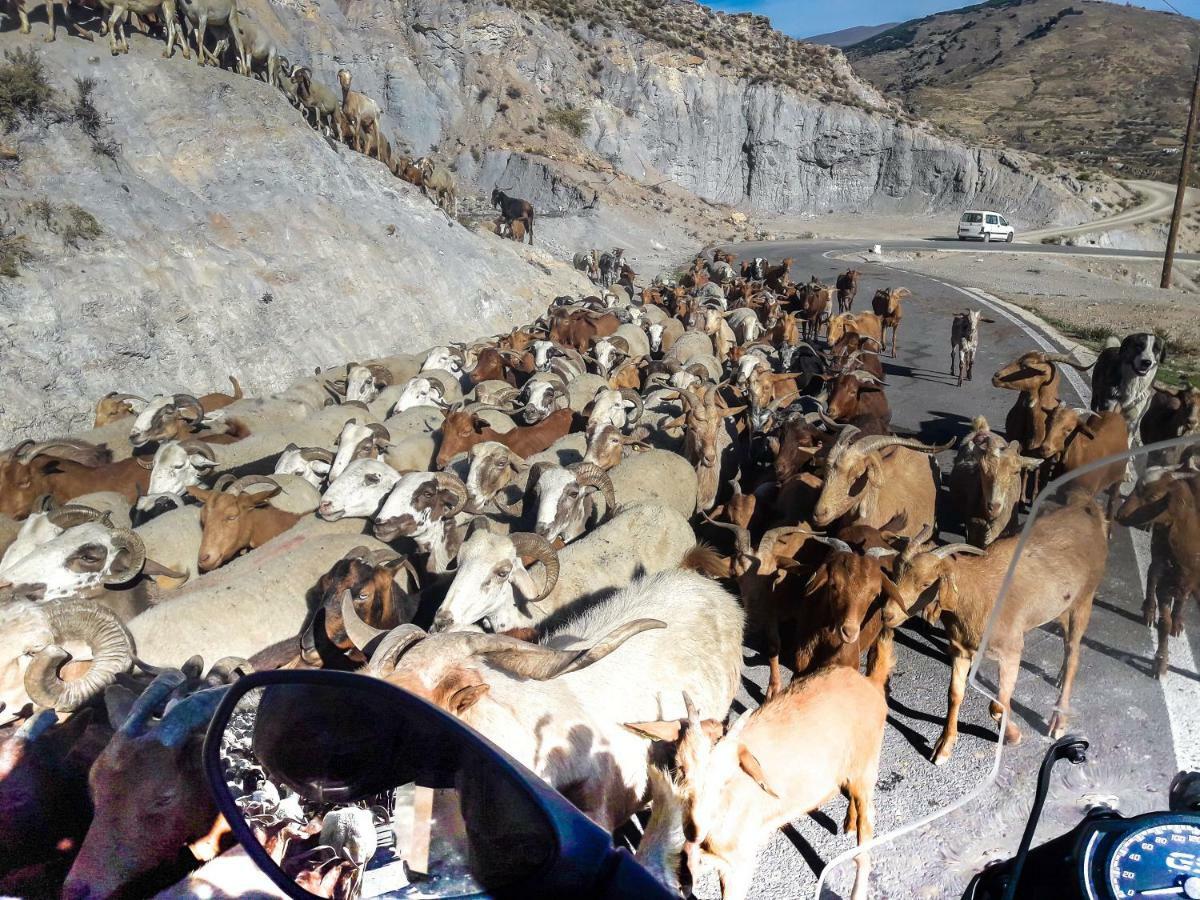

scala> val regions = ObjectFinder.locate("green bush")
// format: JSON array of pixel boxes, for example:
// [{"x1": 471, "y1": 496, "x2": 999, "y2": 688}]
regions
[
  {"x1": 0, "y1": 233, "x2": 32, "y2": 277},
  {"x1": 546, "y1": 105, "x2": 588, "y2": 138},
  {"x1": 0, "y1": 48, "x2": 53, "y2": 131}
]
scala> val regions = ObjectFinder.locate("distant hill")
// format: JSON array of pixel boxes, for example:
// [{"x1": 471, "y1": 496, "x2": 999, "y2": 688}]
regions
[
  {"x1": 845, "y1": 0, "x2": 1200, "y2": 179},
  {"x1": 806, "y1": 23, "x2": 898, "y2": 47}
]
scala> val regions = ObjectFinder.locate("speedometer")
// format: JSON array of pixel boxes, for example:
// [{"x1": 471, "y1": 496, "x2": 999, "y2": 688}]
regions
[{"x1": 1106, "y1": 821, "x2": 1200, "y2": 898}]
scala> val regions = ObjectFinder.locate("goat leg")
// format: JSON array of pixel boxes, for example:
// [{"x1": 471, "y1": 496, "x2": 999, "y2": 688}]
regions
[
  {"x1": 1047, "y1": 595, "x2": 1093, "y2": 739},
  {"x1": 932, "y1": 653, "x2": 971, "y2": 765},
  {"x1": 1154, "y1": 592, "x2": 1172, "y2": 680},
  {"x1": 1143, "y1": 552, "x2": 1162, "y2": 627},
  {"x1": 1169, "y1": 590, "x2": 1189, "y2": 638}
]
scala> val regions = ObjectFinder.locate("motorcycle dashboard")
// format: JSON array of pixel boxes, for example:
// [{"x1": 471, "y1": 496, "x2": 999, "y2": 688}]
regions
[{"x1": 1079, "y1": 812, "x2": 1200, "y2": 900}]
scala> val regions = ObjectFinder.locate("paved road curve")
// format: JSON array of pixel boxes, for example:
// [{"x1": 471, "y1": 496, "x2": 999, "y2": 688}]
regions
[{"x1": 684, "y1": 238, "x2": 1200, "y2": 899}]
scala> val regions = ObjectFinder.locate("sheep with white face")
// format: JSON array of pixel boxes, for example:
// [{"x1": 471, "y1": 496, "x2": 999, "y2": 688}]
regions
[
  {"x1": 0, "y1": 522, "x2": 146, "y2": 601},
  {"x1": 318, "y1": 459, "x2": 400, "y2": 521},
  {"x1": 329, "y1": 419, "x2": 390, "y2": 482},
  {"x1": 389, "y1": 376, "x2": 447, "y2": 415},
  {"x1": 273, "y1": 444, "x2": 334, "y2": 490},
  {"x1": 136, "y1": 441, "x2": 217, "y2": 513},
  {"x1": 432, "y1": 530, "x2": 558, "y2": 633}
]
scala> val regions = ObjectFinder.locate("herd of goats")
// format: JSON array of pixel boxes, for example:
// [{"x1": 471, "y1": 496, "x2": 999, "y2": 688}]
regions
[{"x1": 0, "y1": 247, "x2": 1198, "y2": 900}]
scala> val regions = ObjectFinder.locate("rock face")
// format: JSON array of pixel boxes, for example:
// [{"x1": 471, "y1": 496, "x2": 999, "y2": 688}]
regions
[
  {"x1": 241, "y1": 0, "x2": 1091, "y2": 225},
  {"x1": 0, "y1": 40, "x2": 591, "y2": 444}
]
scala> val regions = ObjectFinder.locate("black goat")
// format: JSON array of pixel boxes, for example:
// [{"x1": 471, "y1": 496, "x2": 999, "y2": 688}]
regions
[{"x1": 491, "y1": 188, "x2": 535, "y2": 245}]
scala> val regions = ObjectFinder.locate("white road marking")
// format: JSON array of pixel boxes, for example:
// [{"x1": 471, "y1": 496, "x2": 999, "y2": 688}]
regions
[{"x1": 857, "y1": 255, "x2": 1200, "y2": 772}]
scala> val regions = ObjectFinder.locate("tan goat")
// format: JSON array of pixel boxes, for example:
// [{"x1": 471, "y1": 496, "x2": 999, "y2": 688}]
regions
[
  {"x1": 628, "y1": 671, "x2": 885, "y2": 900},
  {"x1": 812, "y1": 426, "x2": 952, "y2": 539},
  {"x1": 889, "y1": 499, "x2": 1109, "y2": 764},
  {"x1": 336, "y1": 69, "x2": 381, "y2": 159}
]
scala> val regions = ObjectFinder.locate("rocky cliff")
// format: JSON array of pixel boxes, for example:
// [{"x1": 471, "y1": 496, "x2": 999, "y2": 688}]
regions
[
  {"x1": 240, "y1": 0, "x2": 1094, "y2": 225},
  {"x1": 0, "y1": 41, "x2": 592, "y2": 443}
]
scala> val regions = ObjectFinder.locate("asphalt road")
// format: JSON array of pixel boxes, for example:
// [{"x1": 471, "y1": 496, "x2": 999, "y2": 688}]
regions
[{"x1": 687, "y1": 239, "x2": 1200, "y2": 900}]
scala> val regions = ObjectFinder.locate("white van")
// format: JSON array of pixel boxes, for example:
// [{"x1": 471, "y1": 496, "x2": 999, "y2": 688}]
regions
[{"x1": 958, "y1": 210, "x2": 1014, "y2": 242}]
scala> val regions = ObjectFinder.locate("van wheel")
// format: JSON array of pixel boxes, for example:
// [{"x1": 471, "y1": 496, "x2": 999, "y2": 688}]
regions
[
  {"x1": 1006, "y1": 231, "x2": 1014, "y2": 243},
  {"x1": 981, "y1": 232, "x2": 990, "y2": 243}
]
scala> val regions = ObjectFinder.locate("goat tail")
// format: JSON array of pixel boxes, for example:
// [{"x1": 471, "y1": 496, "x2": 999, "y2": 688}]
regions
[
  {"x1": 228, "y1": 375, "x2": 243, "y2": 399},
  {"x1": 682, "y1": 542, "x2": 731, "y2": 580},
  {"x1": 866, "y1": 628, "x2": 895, "y2": 692},
  {"x1": 970, "y1": 415, "x2": 989, "y2": 434}
]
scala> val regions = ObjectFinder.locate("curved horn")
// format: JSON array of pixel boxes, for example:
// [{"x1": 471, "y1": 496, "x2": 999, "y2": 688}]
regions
[
  {"x1": 1036, "y1": 352, "x2": 1095, "y2": 372},
  {"x1": 618, "y1": 389, "x2": 644, "y2": 424},
  {"x1": 899, "y1": 523, "x2": 936, "y2": 565},
  {"x1": 46, "y1": 504, "x2": 110, "y2": 529},
  {"x1": 930, "y1": 543, "x2": 987, "y2": 559},
  {"x1": 364, "y1": 623, "x2": 428, "y2": 678},
  {"x1": 15, "y1": 440, "x2": 110, "y2": 467},
  {"x1": 171, "y1": 394, "x2": 205, "y2": 422},
  {"x1": 103, "y1": 529, "x2": 146, "y2": 585},
  {"x1": 475, "y1": 618, "x2": 666, "y2": 680},
  {"x1": 433, "y1": 472, "x2": 469, "y2": 519},
  {"x1": 229, "y1": 475, "x2": 283, "y2": 497},
  {"x1": 155, "y1": 686, "x2": 229, "y2": 748},
  {"x1": 179, "y1": 440, "x2": 217, "y2": 462},
  {"x1": 759, "y1": 525, "x2": 820, "y2": 560},
  {"x1": 367, "y1": 423, "x2": 391, "y2": 444},
  {"x1": 26, "y1": 600, "x2": 135, "y2": 714},
  {"x1": 205, "y1": 657, "x2": 253, "y2": 685},
  {"x1": 850, "y1": 433, "x2": 956, "y2": 458},
  {"x1": 509, "y1": 532, "x2": 560, "y2": 604},
  {"x1": 118, "y1": 669, "x2": 186, "y2": 735},
  {"x1": 339, "y1": 589, "x2": 389, "y2": 652},
  {"x1": 700, "y1": 512, "x2": 752, "y2": 558},
  {"x1": 299, "y1": 447, "x2": 335, "y2": 464},
  {"x1": 808, "y1": 535, "x2": 854, "y2": 554},
  {"x1": 571, "y1": 462, "x2": 617, "y2": 519}
]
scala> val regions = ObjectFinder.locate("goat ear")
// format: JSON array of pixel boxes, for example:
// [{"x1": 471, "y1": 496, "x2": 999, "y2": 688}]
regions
[
  {"x1": 447, "y1": 683, "x2": 489, "y2": 714},
  {"x1": 737, "y1": 745, "x2": 779, "y2": 799},
  {"x1": 471, "y1": 416, "x2": 488, "y2": 434},
  {"x1": 766, "y1": 437, "x2": 780, "y2": 457},
  {"x1": 624, "y1": 720, "x2": 683, "y2": 743},
  {"x1": 185, "y1": 486, "x2": 211, "y2": 503}
]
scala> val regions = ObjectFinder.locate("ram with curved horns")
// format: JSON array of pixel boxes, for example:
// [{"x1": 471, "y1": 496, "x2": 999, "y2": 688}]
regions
[
  {"x1": 343, "y1": 565, "x2": 744, "y2": 831},
  {"x1": 0, "y1": 439, "x2": 152, "y2": 520},
  {"x1": 373, "y1": 471, "x2": 471, "y2": 574}
]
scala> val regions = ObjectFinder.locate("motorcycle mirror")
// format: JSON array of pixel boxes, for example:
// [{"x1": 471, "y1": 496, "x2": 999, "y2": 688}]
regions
[{"x1": 203, "y1": 670, "x2": 668, "y2": 899}]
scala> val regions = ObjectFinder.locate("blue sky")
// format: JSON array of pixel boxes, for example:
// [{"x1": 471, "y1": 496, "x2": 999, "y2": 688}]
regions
[{"x1": 706, "y1": 0, "x2": 1199, "y2": 38}]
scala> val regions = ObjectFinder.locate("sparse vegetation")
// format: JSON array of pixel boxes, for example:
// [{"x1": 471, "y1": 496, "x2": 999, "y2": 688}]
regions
[
  {"x1": 0, "y1": 48, "x2": 53, "y2": 132},
  {"x1": 25, "y1": 198, "x2": 102, "y2": 248},
  {"x1": 71, "y1": 77, "x2": 120, "y2": 160},
  {"x1": 0, "y1": 232, "x2": 32, "y2": 277},
  {"x1": 546, "y1": 105, "x2": 588, "y2": 138}
]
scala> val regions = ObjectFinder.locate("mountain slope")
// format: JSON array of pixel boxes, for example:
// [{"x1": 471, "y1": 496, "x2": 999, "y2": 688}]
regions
[
  {"x1": 807, "y1": 23, "x2": 899, "y2": 47},
  {"x1": 846, "y1": 0, "x2": 1200, "y2": 180}
]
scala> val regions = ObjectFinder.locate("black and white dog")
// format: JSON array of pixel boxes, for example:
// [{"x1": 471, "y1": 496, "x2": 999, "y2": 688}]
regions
[{"x1": 1090, "y1": 332, "x2": 1166, "y2": 446}]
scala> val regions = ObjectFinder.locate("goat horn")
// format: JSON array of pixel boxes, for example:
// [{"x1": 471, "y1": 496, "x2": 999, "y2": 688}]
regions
[
  {"x1": 809, "y1": 535, "x2": 854, "y2": 554},
  {"x1": 155, "y1": 686, "x2": 229, "y2": 748},
  {"x1": 476, "y1": 618, "x2": 666, "y2": 680},
  {"x1": 118, "y1": 669, "x2": 186, "y2": 736},
  {"x1": 15, "y1": 440, "x2": 110, "y2": 467},
  {"x1": 229, "y1": 475, "x2": 283, "y2": 497},
  {"x1": 759, "y1": 526, "x2": 820, "y2": 559},
  {"x1": 300, "y1": 446, "x2": 335, "y2": 463},
  {"x1": 701, "y1": 512, "x2": 752, "y2": 558},
  {"x1": 367, "y1": 423, "x2": 392, "y2": 443},
  {"x1": 618, "y1": 389, "x2": 644, "y2": 423},
  {"x1": 340, "y1": 589, "x2": 389, "y2": 655},
  {"x1": 899, "y1": 524, "x2": 935, "y2": 565},
  {"x1": 46, "y1": 504, "x2": 109, "y2": 529},
  {"x1": 493, "y1": 488, "x2": 523, "y2": 517},
  {"x1": 571, "y1": 462, "x2": 617, "y2": 519},
  {"x1": 213, "y1": 474, "x2": 237, "y2": 493},
  {"x1": 179, "y1": 440, "x2": 217, "y2": 462},
  {"x1": 103, "y1": 529, "x2": 147, "y2": 585},
  {"x1": 930, "y1": 543, "x2": 987, "y2": 559},
  {"x1": 25, "y1": 600, "x2": 135, "y2": 714},
  {"x1": 849, "y1": 433, "x2": 955, "y2": 458},
  {"x1": 108, "y1": 392, "x2": 147, "y2": 403},
  {"x1": 1036, "y1": 352, "x2": 1095, "y2": 371},
  {"x1": 433, "y1": 472, "x2": 469, "y2": 519},
  {"x1": 205, "y1": 657, "x2": 253, "y2": 685},
  {"x1": 364, "y1": 623, "x2": 428, "y2": 678},
  {"x1": 682, "y1": 690, "x2": 700, "y2": 726},
  {"x1": 509, "y1": 532, "x2": 559, "y2": 604},
  {"x1": 171, "y1": 394, "x2": 205, "y2": 422}
]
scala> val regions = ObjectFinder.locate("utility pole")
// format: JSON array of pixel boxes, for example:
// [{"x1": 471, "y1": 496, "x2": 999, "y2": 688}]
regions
[{"x1": 1161, "y1": 42, "x2": 1200, "y2": 289}]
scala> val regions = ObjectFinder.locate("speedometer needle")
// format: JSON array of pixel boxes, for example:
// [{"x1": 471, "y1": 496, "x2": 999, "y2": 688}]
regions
[{"x1": 1135, "y1": 890, "x2": 1182, "y2": 897}]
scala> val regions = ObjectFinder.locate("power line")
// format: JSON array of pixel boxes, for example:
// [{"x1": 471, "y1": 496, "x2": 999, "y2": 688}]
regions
[{"x1": 1158, "y1": 0, "x2": 1187, "y2": 18}]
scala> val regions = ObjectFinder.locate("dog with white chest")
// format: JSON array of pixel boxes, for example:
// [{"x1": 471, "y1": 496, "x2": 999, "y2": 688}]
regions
[{"x1": 1090, "y1": 332, "x2": 1166, "y2": 447}]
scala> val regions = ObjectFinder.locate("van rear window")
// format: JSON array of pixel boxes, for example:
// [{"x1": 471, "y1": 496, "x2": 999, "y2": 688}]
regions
[{"x1": 961, "y1": 213, "x2": 983, "y2": 223}]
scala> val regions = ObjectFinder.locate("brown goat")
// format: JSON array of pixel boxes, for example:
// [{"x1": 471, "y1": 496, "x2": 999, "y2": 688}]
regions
[
  {"x1": 991, "y1": 351, "x2": 1090, "y2": 500},
  {"x1": 548, "y1": 310, "x2": 621, "y2": 352},
  {"x1": 890, "y1": 500, "x2": 1109, "y2": 763},
  {"x1": 63, "y1": 675, "x2": 232, "y2": 900},
  {"x1": 1141, "y1": 381, "x2": 1200, "y2": 447},
  {"x1": 870, "y1": 288, "x2": 907, "y2": 358},
  {"x1": 299, "y1": 548, "x2": 420, "y2": 668},
  {"x1": 467, "y1": 347, "x2": 516, "y2": 387},
  {"x1": 627, "y1": 669, "x2": 885, "y2": 900},
  {"x1": 949, "y1": 418, "x2": 1041, "y2": 547},
  {"x1": 826, "y1": 312, "x2": 884, "y2": 348},
  {"x1": 763, "y1": 257, "x2": 792, "y2": 292},
  {"x1": 1033, "y1": 406, "x2": 1129, "y2": 509},
  {"x1": 0, "y1": 440, "x2": 152, "y2": 519},
  {"x1": 825, "y1": 370, "x2": 891, "y2": 425},
  {"x1": 835, "y1": 269, "x2": 860, "y2": 314},
  {"x1": 1116, "y1": 458, "x2": 1199, "y2": 678},
  {"x1": 187, "y1": 480, "x2": 303, "y2": 572},
  {"x1": 436, "y1": 407, "x2": 573, "y2": 468},
  {"x1": 798, "y1": 282, "x2": 834, "y2": 342},
  {"x1": 813, "y1": 428, "x2": 949, "y2": 538}
]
